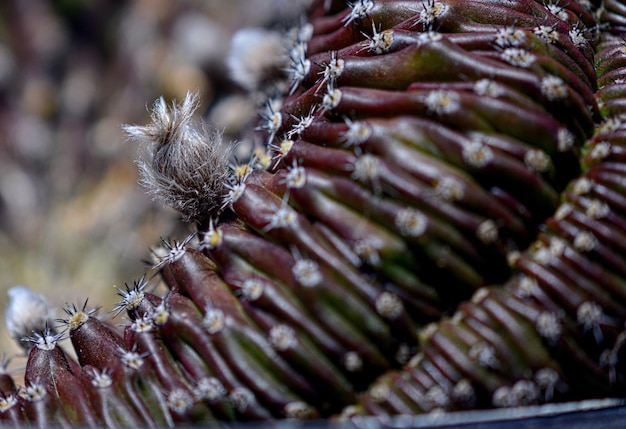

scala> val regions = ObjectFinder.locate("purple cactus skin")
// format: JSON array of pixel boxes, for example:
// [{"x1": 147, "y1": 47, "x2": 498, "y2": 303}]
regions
[{"x1": 6, "y1": 0, "x2": 626, "y2": 426}]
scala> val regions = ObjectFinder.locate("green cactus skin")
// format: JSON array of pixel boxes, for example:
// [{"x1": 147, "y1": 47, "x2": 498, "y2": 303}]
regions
[{"x1": 5, "y1": 0, "x2": 626, "y2": 426}]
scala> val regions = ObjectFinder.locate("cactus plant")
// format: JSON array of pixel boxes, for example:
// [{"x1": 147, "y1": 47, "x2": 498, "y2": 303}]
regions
[{"x1": 3, "y1": 0, "x2": 626, "y2": 426}]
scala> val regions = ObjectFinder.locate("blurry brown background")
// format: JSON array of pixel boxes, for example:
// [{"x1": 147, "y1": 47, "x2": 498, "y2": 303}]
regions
[{"x1": 0, "y1": 0, "x2": 307, "y2": 362}]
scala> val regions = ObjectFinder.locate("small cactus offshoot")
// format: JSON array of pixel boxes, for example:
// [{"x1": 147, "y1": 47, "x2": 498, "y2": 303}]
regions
[{"x1": 4, "y1": 0, "x2": 626, "y2": 427}]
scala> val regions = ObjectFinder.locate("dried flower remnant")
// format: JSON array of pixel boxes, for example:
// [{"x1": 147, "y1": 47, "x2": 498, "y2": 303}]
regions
[{"x1": 124, "y1": 92, "x2": 234, "y2": 222}]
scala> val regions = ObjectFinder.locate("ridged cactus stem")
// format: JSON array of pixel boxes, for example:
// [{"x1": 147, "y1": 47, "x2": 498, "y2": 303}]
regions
[{"x1": 5, "y1": 0, "x2": 626, "y2": 426}]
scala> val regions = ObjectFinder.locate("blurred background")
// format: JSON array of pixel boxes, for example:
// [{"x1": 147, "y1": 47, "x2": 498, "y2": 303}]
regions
[{"x1": 0, "y1": 0, "x2": 308, "y2": 362}]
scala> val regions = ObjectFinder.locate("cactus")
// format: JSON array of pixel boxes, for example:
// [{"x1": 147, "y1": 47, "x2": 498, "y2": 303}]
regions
[{"x1": 3, "y1": 0, "x2": 626, "y2": 426}]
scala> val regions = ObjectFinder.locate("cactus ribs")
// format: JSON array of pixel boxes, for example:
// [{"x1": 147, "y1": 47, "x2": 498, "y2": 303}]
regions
[{"x1": 3, "y1": 0, "x2": 626, "y2": 426}]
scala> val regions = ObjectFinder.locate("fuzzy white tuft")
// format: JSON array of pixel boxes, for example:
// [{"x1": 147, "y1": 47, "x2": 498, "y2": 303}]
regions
[
  {"x1": 124, "y1": 92, "x2": 234, "y2": 222},
  {"x1": 6, "y1": 286, "x2": 56, "y2": 352},
  {"x1": 227, "y1": 28, "x2": 286, "y2": 92}
]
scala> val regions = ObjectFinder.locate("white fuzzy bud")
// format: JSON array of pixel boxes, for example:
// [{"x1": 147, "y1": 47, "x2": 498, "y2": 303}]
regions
[
  {"x1": 227, "y1": 28, "x2": 286, "y2": 92},
  {"x1": 6, "y1": 286, "x2": 56, "y2": 352}
]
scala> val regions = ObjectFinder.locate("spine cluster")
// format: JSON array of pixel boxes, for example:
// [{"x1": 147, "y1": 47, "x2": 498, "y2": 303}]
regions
[{"x1": 2, "y1": 0, "x2": 626, "y2": 427}]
